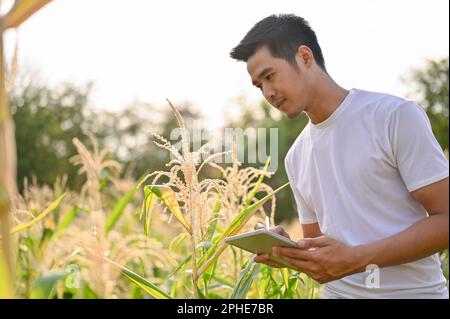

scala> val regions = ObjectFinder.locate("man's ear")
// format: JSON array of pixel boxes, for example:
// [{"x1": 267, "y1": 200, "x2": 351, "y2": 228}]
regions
[{"x1": 296, "y1": 45, "x2": 314, "y2": 67}]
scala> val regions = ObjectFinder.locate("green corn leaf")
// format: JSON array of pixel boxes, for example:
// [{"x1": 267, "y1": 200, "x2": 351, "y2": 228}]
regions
[
  {"x1": 215, "y1": 225, "x2": 224, "y2": 234},
  {"x1": 169, "y1": 279, "x2": 178, "y2": 298},
  {"x1": 169, "y1": 255, "x2": 192, "y2": 279},
  {"x1": 105, "y1": 187, "x2": 138, "y2": 233},
  {"x1": 38, "y1": 228, "x2": 54, "y2": 250},
  {"x1": 258, "y1": 265, "x2": 272, "y2": 298},
  {"x1": 29, "y1": 272, "x2": 65, "y2": 299},
  {"x1": 212, "y1": 274, "x2": 234, "y2": 288},
  {"x1": 169, "y1": 233, "x2": 187, "y2": 253},
  {"x1": 168, "y1": 241, "x2": 211, "y2": 279},
  {"x1": 6, "y1": 193, "x2": 66, "y2": 237},
  {"x1": 141, "y1": 186, "x2": 157, "y2": 236},
  {"x1": 295, "y1": 275, "x2": 315, "y2": 299},
  {"x1": 206, "y1": 292, "x2": 224, "y2": 299},
  {"x1": 107, "y1": 258, "x2": 171, "y2": 299},
  {"x1": 82, "y1": 281, "x2": 100, "y2": 299},
  {"x1": 269, "y1": 271, "x2": 282, "y2": 297},
  {"x1": 225, "y1": 182, "x2": 289, "y2": 237},
  {"x1": 230, "y1": 257, "x2": 260, "y2": 299},
  {"x1": 196, "y1": 182, "x2": 289, "y2": 271},
  {"x1": 141, "y1": 185, "x2": 191, "y2": 235},
  {"x1": 196, "y1": 285, "x2": 206, "y2": 299},
  {"x1": 202, "y1": 258, "x2": 218, "y2": 290},
  {"x1": 244, "y1": 157, "x2": 271, "y2": 207},
  {"x1": 206, "y1": 199, "x2": 222, "y2": 242},
  {"x1": 281, "y1": 268, "x2": 289, "y2": 287},
  {"x1": 283, "y1": 275, "x2": 299, "y2": 299},
  {"x1": 105, "y1": 172, "x2": 150, "y2": 233},
  {"x1": 56, "y1": 206, "x2": 80, "y2": 233}
]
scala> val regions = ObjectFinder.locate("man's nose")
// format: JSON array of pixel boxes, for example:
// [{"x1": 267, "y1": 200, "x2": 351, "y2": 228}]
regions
[{"x1": 262, "y1": 84, "x2": 275, "y2": 101}]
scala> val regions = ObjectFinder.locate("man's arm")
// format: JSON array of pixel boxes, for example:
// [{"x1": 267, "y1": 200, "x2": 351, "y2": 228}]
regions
[
  {"x1": 268, "y1": 178, "x2": 448, "y2": 283},
  {"x1": 302, "y1": 223, "x2": 323, "y2": 238},
  {"x1": 353, "y1": 177, "x2": 448, "y2": 269}
]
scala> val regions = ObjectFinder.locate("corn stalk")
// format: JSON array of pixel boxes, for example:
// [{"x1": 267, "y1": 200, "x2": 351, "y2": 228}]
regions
[
  {"x1": 0, "y1": 0, "x2": 52, "y2": 296},
  {"x1": 0, "y1": 26, "x2": 16, "y2": 289}
]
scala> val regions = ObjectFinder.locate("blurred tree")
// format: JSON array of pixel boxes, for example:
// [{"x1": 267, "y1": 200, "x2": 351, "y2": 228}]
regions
[
  {"x1": 89, "y1": 100, "x2": 203, "y2": 181},
  {"x1": 11, "y1": 56, "x2": 447, "y2": 220},
  {"x1": 10, "y1": 75, "x2": 203, "y2": 191},
  {"x1": 10, "y1": 80, "x2": 92, "y2": 190},
  {"x1": 404, "y1": 57, "x2": 449, "y2": 152}
]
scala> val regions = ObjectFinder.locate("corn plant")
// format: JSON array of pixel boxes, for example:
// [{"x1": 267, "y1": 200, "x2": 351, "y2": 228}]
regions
[
  {"x1": 106, "y1": 100, "x2": 313, "y2": 299},
  {"x1": 1, "y1": 102, "x2": 329, "y2": 299}
]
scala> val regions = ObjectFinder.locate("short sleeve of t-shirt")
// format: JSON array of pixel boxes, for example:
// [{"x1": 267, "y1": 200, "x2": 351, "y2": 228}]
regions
[
  {"x1": 389, "y1": 101, "x2": 449, "y2": 192},
  {"x1": 285, "y1": 155, "x2": 318, "y2": 224}
]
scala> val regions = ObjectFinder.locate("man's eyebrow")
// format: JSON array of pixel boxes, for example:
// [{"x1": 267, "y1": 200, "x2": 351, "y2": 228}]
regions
[{"x1": 252, "y1": 67, "x2": 273, "y2": 86}]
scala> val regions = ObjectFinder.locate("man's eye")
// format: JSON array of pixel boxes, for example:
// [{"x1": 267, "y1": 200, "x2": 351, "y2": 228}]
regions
[{"x1": 266, "y1": 73, "x2": 274, "y2": 81}]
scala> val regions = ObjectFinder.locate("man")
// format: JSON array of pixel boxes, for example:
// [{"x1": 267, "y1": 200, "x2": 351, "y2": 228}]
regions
[{"x1": 230, "y1": 14, "x2": 449, "y2": 298}]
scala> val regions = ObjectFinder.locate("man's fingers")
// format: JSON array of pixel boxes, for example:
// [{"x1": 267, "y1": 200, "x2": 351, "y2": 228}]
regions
[
  {"x1": 254, "y1": 254, "x2": 285, "y2": 268},
  {"x1": 297, "y1": 236, "x2": 331, "y2": 249},
  {"x1": 271, "y1": 225, "x2": 291, "y2": 239},
  {"x1": 254, "y1": 224, "x2": 291, "y2": 240},
  {"x1": 280, "y1": 255, "x2": 315, "y2": 273},
  {"x1": 273, "y1": 246, "x2": 313, "y2": 260},
  {"x1": 255, "y1": 252, "x2": 313, "y2": 272}
]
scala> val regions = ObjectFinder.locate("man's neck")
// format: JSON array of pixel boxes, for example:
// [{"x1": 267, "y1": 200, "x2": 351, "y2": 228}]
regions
[{"x1": 306, "y1": 75, "x2": 349, "y2": 125}]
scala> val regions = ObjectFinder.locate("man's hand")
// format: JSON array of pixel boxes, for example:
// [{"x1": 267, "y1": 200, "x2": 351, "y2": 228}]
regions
[
  {"x1": 253, "y1": 223, "x2": 291, "y2": 238},
  {"x1": 253, "y1": 224, "x2": 295, "y2": 268},
  {"x1": 256, "y1": 233, "x2": 365, "y2": 284},
  {"x1": 254, "y1": 178, "x2": 449, "y2": 284}
]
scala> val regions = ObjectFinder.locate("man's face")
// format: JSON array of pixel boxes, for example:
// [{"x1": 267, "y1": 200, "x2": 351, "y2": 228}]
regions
[{"x1": 247, "y1": 45, "x2": 308, "y2": 119}]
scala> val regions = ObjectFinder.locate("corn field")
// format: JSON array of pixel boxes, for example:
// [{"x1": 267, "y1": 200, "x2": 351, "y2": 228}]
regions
[
  {"x1": 0, "y1": 101, "x2": 321, "y2": 299},
  {"x1": 1, "y1": 1, "x2": 447, "y2": 302}
]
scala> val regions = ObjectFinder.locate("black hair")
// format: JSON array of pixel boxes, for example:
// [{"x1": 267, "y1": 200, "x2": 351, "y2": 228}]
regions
[{"x1": 230, "y1": 14, "x2": 326, "y2": 72}]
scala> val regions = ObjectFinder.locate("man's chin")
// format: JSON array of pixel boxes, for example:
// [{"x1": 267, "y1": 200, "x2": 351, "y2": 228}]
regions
[{"x1": 285, "y1": 110, "x2": 301, "y2": 119}]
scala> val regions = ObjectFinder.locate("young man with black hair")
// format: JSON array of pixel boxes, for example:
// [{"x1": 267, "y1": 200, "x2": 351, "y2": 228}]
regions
[{"x1": 230, "y1": 14, "x2": 449, "y2": 298}]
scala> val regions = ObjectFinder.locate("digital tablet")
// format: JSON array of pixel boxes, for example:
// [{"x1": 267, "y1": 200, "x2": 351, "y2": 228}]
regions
[{"x1": 224, "y1": 228, "x2": 298, "y2": 269}]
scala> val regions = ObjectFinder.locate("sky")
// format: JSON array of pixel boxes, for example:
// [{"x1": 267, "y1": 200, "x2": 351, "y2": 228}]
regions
[{"x1": 3, "y1": 0, "x2": 449, "y2": 129}]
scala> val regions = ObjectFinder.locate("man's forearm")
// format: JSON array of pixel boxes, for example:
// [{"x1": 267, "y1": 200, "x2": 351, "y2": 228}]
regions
[{"x1": 353, "y1": 214, "x2": 449, "y2": 272}]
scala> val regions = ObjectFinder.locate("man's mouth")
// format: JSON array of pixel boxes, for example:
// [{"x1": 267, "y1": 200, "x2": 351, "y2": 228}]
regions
[{"x1": 274, "y1": 98, "x2": 286, "y2": 110}]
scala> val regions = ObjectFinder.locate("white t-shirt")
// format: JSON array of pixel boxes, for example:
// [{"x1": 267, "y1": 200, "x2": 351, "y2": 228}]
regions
[{"x1": 285, "y1": 88, "x2": 449, "y2": 299}]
